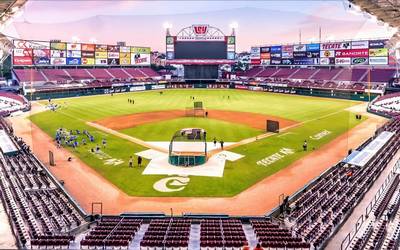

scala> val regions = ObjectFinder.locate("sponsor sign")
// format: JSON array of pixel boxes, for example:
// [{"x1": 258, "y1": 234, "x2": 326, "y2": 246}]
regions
[
  {"x1": 227, "y1": 52, "x2": 235, "y2": 60},
  {"x1": 82, "y1": 58, "x2": 95, "y2": 65},
  {"x1": 130, "y1": 86, "x2": 146, "y2": 92},
  {"x1": 67, "y1": 50, "x2": 81, "y2": 58},
  {"x1": 307, "y1": 51, "x2": 320, "y2": 58},
  {"x1": 250, "y1": 47, "x2": 260, "y2": 59},
  {"x1": 81, "y1": 44, "x2": 95, "y2": 51},
  {"x1": 67, "y1": 43, "x2": 81, "y2": 51},
  {"x1": 270, "y1": 59, "x2": 281, "y2": 65},
  {"x1": 270, "y1": 53, "x2": 281, "y2": 58},
  {"x1": 320, "y1": 50, "x2": 335, "y2": 58},
  {"x1": 119, "y1": 52, "x2": 130, "y2": 59},
  {"x1": 270, "y1": 46, "x2": 282, "y2": 53},
  {"x1": 13, "y1": 48, "x2": 33, "y2": 57},
  {"x1": 95, "y1": 51, "x2": 108, "y2": 58},
  {"x1": 281, "y1": 51, "x2": 293, "y2": 59},
  {"x1": 351, "y1": 57, "x2": 368, "y2": 65},
  {"x1": 306, "y1": 43, "x2": 320, "y2": 51},
  {"x1": 33, "y1": 49, "x2": 50, "y2": 65},
  {"x1": 293, "y1": 51, "x2": 306, "y2": 58},
  {"x1": 66, "y1": 57, "x2": 81, "y2": 65},
  {"x1": 227, "y1": 36, "x2": 235, "y2": 45},
  {"x1": 50, "y1": 42, "x2": 67, "y2": 50},
  {"x1": 166, "y1": 52, "x2": 174, "y2": 60},
  {"x1": 261, "y1": 59, "x2": 270, "y2": 65},
  {"x1": 51, "y1": 50, "x2": 66, "y2": 58},
  {"x1": 166, "y1": 36, "x2": 174, "y2": 45},
  {"x1": 81, "y1": 51, "x2": 95, "y2": 58},
  {"x1": 227, "y1": 44, "x2": 235, "y2": 51},
  {"x1": 368, "y1": 40, "x2": 386, "y2": 48},
  {"x1": 260, "y1": 47, "x2": 270, "y2": 53},
  {"x1": 107, "y1": 45, "x2": 119, "y2": 52},
  {"x1": 131, "y1": 53, "x2": 150, "y2": 65},
  {"x1": 293, "y1": 44, "x2": 306, "y2": 52},
  {"x1": 33, "y1": 56, "x2": 50, "y2": 65},
  {"x1": 95, "y1": 58, "x2": 108, "y2": 65},
  {"x1": 351, "y1": 40, "x2": 369, "y2": 49},
  {"x1": 166, "y1": 44, "x2": 174, "y2": 52},
  {"x1": 33, "y1": 49, "x2": 50, "y2": 58},
  {"x1": 369, "y1": 57, "x2": 388, "y2": 65},
  {"x1": 294, "y1": 58, "x2": 318, "y2": 65},
  {"x1": 260, "y1": 53, "x2": 271, "y2": 59},
  {"x1": 95, "y1": 45, "x2": 108, "y2": 52},
  {"x1": 13, "y1": 56, "x2": 32, "y2": 65},
  {"x1": 51, "y1": 57, "x2": 66, "y2": 65},
  {"x1": 119, "y1": 46, "x2": 130, "y2": 53},
  {"x1": 131, "y1": 47, "x2": 151, "y2": 54},
  {"x1": 281, "y1": 45, "x2": 293, "y2": 52},
  {"x1": 335, "y1": 49, "x2": 369, "y2": 58},
  {"x1": 335, "y1": 57, "x2": 351, "y2": 65},
  {"x1": 321, "y1": 42, "x2": 351, "y2": 50},
  {"x1": 250, "y1": 59, "x2": 261, "y2": 65},
  {"x1": 14, "y1": 40, "x2": 50, "y2": 49},
  {"x1": 310, "y1": 130, "x2": 331, "y2": 140},
  {"x1": 120, "y1": 57, "x2": 131, "y2": 65},
  {"x1": 107, "y1": 52, "x2": 119, "y2": 59},
  {"x1": 369, "y1": 48, "x2": 388, "y2": 57},
  {"x1": 282, "y1": 59, "x2": 293, "y2": 65},
  {"x1": 256, "y1": 148, "x2": 295, "y2": 167},
  {"x1": 320, "y1": 57, "x2": 331, "y2": 65},
  {"x1": 107, "y1": 58, "x2": 120, "y2": 65}
]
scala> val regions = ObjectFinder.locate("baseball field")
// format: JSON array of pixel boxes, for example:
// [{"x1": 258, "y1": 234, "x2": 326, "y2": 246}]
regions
[{"x1": 29, "y1": 89, "x2": 364, "y2": 197}]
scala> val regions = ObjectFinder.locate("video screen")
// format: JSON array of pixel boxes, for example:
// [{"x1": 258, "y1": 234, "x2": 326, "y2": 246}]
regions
[{"x1": 174, "y1": 41, "x2": 227, "y2": 59}]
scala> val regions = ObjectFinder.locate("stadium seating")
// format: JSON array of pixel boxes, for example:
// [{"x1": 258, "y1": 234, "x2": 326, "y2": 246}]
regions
[
  {"x1": 13, "y1": 68, "x2": 47, "y2": 82},
  {"x1": 369, "y1": 92, "x2": 400, "y2": 118},
  {"x1": 0, "y1": 92, "x2": 30, "y2": 116}
]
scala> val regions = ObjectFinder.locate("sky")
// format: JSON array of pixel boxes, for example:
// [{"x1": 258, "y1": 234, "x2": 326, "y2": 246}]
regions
[{"x1": 2, "y1": 0, "x2": 397, "y2": 52}]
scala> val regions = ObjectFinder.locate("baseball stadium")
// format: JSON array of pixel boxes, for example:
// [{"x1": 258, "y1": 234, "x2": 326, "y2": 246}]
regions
[{"x1": 0, "y1": 1, "x2": 400, "y2": 250}]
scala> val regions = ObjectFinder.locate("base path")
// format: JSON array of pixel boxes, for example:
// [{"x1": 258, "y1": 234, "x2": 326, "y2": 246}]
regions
[
  {"x1": 9, "y1": 102, "x2": 388, "y2": 216},
  {"x1": 94, "y1": 109, "x2": 297, "y2": 131}
]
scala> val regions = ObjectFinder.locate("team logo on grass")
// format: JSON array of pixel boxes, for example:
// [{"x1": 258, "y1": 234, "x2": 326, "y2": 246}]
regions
[
  {"x1": 153, "y1": 176, "x2": 190, "y2": 192},
  {"x1": 310, "y1": 130, "x2": 331, "y2": 140},
  {"x1": 256, "y1": 148, "x2": 295, "y2": 167}
]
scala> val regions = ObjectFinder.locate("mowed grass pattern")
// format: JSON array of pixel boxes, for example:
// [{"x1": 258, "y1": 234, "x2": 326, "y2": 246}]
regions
[{"x1": 30, "y1": 89, "x2": 363, "y2": 197}]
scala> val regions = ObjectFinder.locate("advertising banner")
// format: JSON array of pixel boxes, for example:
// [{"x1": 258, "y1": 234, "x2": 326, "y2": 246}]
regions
[
  {"x1": 13, "y1": 56, "x2": 32, "y2": 65},
  {"x1": 67, "y1": 43, "x2": 81, "y2": 51},
  {"x1": 351, "y1": 57, "x2": 368, "y2": 65},
  {"x1": 131, "y1": 47, "x2": 151, "y2": 54},
  {"x1": 119, "y1": 52, "x2": 130, "y2": 59},
  {"x1": 119, "y1": 46, "x2": 130, "y2": 53},
  {"x1": 261, "y1": 59, "x2": 270, "y2": 65},
  {"x1": 50, "y1": 42, "x2": 67, "y2": 50},
  {"x1": 107, "y1": 58, "x2": 120, "y2": 65},
  {"x1": 227, "y1": 44, "x2": 235, "y2": 51},
  {"x1": 227, "y1": 36, "x2": 235, "y2": 45},
  {"x1": 335, "y1": 57, "x2": 351, "y2": 65},
  {"x1": 293, "y1": 58, "x2": 317, "y2": 65},
  {"x1": 351, "y1": 40, "x2": 369, "y2": 49},
  {"x1": 321, "y1": 42, "x2": 351, "y2": 50},
  {"x1": 95, "y1": 58, "x2": 108, "y2": 65},
  {"x1": 81, "y1": 58, "x2": 95, "y2": 65},
  {"x1": 51, "y1": 50, "x2": 66, "y2": 58},
  {"x1": 282, "y1": 45, "x2": 293, "y2": 52},
  {"x1": 369, "y1": 57, "x2": 388, "y2": 65},
  {"x1": 307, "y1": 51, "x2": 320, "y2": 58},
  {"x1": 250, "y1": 47, "x2": 260, "y2": 59},
  {"x1": 66, "y1": 57, "x2": 81, "y2": 65},
  {"x1": 81, "y1": 44, "x2": 95, "y2": 51},
  {"x1": 368, "y1": 40, "x2": 386, "y2": 48},
  {"x1": 306, "y1": 43, "x2": 320, "y2": 51},
  {"x1": 320, "y1": 58, "x2": 331, "y2": 65},
  {"x1": 282, "y1": 59, "x2": 294, "y2": 65},
  {"x1": 33, "y1": 49, "x2": 50, "y2": 65},
  {"x1": 95, "y1": 45, "x2": 108, "y2": 52},
  {"x1": 293, "y1": 51, "x2": 307, "y2": 58},
  {"x1": 131, "y1": 53, "x2": 151, "y2": 65},
  {"x1": 33, "y1": 56, "x2": 50, "y2": 65},
  {"x1": 51, "y1": 57, "x2": 66, "y2": 65},
  {"x1": 227, "y1": 52, "x2": 235, "y2": 60},
  {"x1": 320, "y1": 50, "x2": 335, "y2": 58},
  {"x1": 108, "y1": 45, "x2": 119, "y2": 52},
  {"x1": 13, "y1": 40, "x2": 50, "y2": 49},
  {"x1": 270, "y1": 53, "x2": 281, "y2": 58},
  {"x1": 369, "y1": 48, "x2": 388, "y2": 57},
  {"x1": 270, "y1": 46, "x2": 282, "y2": 53},
  {"x1": 281, "y1": 51, "x2": 293, "y2": 58},
  {"x1": 120, "y1": 57, "x2": 131, "y2": 65},
  {"x1": 13, "y1": 48, "x2": 33, "y2": 57},
  {"x1": 81, "y1": 51, "x2": 95, "y2": 58},
  {"x1": 166, "y1": 44, "x2": 174, "y2": 52},
  {"x1": 107, "y1": 52, "x2": 119, "y2": 59},
  {"x1": 293, "y1": 44, "x2": 306, "y2": 52},
  {"x1": 270, "y1": 59, "x2": 281, "y2": 65},
  {"x1": 95, "y1": 51, "x2": 108, "y2": 58},
  {"x1": 335, "y1": 49, "x2": 369, "y2": 58},
  {"x1": 260, "y1": 53, "x2": 271, "y2": 59},
  {"x1": 250, "y1": 59, "x2": 261, "y2": 65},
  {"x1": 166, "y1": 52, "x2": 174, "y2": 60},
  {"x1": 260, "y1": 47, "x2": 270, "y2": 53},
  {"x1": 67, "y1": 50, "x2": 81, "y2": 58}
]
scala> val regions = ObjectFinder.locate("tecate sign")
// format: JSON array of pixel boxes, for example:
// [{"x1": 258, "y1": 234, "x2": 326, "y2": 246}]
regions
[
  {"x1": 321, "y1": 42, "x2": 351, "y2": 50},
  {"x1": 369, "y1": 57, "x2": 388, "y2": 65},
  {"x1": 335, "y1": 49, "x2": 369, "y2": 58},
  {"x1": 335, "y1": 57, "x2": 351, "y2": 65}
]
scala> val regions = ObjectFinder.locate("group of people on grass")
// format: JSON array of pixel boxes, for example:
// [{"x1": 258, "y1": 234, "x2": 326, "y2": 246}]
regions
[
  {"x1": 128, "y1": 155, "x2": 143, "y2": 168},
  {"x1": 55, "y1": 128, "x2": 96, "y2": 150}
]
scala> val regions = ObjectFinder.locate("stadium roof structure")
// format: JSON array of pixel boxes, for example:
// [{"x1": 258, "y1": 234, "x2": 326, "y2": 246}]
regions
[{"x1": 350, "y1": 0, "x2": 400, "y2": 48}]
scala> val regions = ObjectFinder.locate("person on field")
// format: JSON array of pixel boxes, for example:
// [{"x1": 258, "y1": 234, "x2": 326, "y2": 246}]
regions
[
  {"x1": 96, "y1": 144, "x2": 100, "y2": 152},
  {"x1": 303, "y1": 140, "x2": 308, "y2": 151},
  {"x1": 138, "y1": 156, "x2": 142, "y2": 167},
  {"x1": 213, "y1": 137, "x2": 217, "y2": 147},
  {"x1": 220, "y1": 140, "x2": 224, "y2": 150},
  {"x1": 129, "y1": 156, "x2": 133, "y2": 168},
  {"x1": 102, "y1": 138, "x2": 107, "y2": 148}
]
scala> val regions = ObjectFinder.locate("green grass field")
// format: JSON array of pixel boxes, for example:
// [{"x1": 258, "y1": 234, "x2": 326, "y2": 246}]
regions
[{"x1": 30, "y1": 89, "x2": 365, "y2": 197}]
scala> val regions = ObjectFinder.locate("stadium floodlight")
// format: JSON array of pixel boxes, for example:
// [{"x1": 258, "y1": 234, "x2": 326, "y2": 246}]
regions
[
  {"x1": 229, "y1": 22, "x2": 238, "y2": 30},
  {"x1": 163, "y1": 22, "x2": 172, "y2": 36}
]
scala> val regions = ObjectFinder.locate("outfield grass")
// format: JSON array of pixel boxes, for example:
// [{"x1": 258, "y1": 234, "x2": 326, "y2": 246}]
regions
[{"x1": 30, "y1": 89, "x2": 364, "y2": 197}]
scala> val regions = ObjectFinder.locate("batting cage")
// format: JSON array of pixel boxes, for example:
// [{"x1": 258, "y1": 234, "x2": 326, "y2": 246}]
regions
[
  {"x1": 168, "y1": 128, "x2": 207, "y2": 167},
  {"x1": 185, "y1": 101, "x2": 206, "y2": 117}
]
